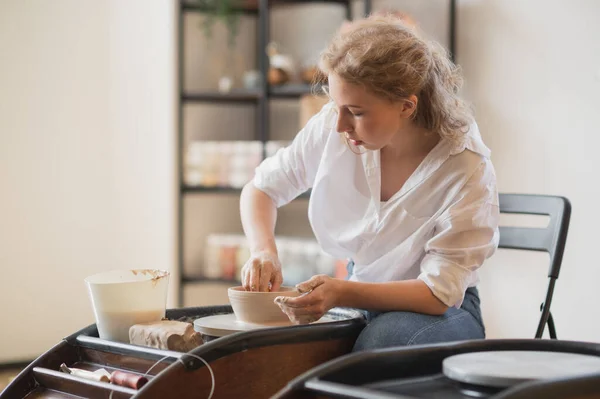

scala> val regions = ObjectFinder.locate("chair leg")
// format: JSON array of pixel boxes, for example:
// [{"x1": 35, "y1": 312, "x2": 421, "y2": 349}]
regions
[
  {"x1": 538, "y1": 302, "x2": 558, "y2": 339},
  {"x1": 537, "y1": 278, "x2": 557, "y2": 339},
  {"x1": 547, "y1": 311, "x2": 557, "y2": 339}
]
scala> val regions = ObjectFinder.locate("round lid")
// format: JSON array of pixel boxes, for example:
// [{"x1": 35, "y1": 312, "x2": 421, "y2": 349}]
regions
[
  {"x1": 193, "y1": 313, "x2": 336, "y2": 337},
  {"x1": 443, "y1": 350, "x2": 600, "y2": 388}
]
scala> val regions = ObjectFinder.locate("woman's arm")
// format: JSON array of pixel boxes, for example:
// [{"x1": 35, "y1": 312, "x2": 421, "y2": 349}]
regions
[
  {"x1": 240, "y1": 182, "x2": 278, "y2": 255},
  {"x1": 239, "y1": 183, "x2": 283, "y2": 292},
  {"x1": 240, "y1": 103, "x2": 333, "y2": 292},
  {"x1": 274, "y1": 276, "x2": 447, "y2": 324},
  {"x1": 337, "y1": 279, "x2": 448, "y2": 315}
]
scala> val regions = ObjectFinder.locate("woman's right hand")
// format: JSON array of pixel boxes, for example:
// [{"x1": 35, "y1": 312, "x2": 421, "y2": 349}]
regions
[{"x1": 241, "y1": 251, "x2": 283, "y2": 292}]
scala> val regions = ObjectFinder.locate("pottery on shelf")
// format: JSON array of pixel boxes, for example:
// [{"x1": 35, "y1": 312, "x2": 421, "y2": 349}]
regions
[
  {"x1": 218, "y1": 76, "x2": 234, "y2": 93},
  {"x1": 266, "y1": 42, "x2": 295, "y2": 86},
  {"x1": 300, "y1": 65, "x2": 326, "y2": 85},
  {"x1": 228, "y1": 286, "x2": 300, "y2": 324},
  {"x1": 267, "y1": 68, "x2": 289, "y2": 86},
  {"x1": 243, "y1": 70, "x2": 262, "y2": 89}
]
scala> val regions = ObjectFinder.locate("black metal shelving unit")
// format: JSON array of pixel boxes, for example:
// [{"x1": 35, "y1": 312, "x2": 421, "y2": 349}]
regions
[
  {"x1": 177, "y1": 0, "x2": 371, "y2": 307},
  {"x1": 177, "y1": 0, "x2": 457, "y2": 307}
]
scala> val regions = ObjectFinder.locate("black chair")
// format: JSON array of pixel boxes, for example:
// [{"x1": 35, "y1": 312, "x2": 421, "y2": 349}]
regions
[{"x1": 498, "y1": 194, "x2": 571, "y2": 339}]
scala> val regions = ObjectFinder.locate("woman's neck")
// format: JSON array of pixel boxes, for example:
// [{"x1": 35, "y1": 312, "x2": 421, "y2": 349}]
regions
[{"x1": 382, "y1": 124, "x2": 440, "y2": 160}]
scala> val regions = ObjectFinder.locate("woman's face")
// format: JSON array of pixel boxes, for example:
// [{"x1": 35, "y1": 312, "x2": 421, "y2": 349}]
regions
[{"x1": 328, "y1": 73, "x2": 416, "y2": 151}]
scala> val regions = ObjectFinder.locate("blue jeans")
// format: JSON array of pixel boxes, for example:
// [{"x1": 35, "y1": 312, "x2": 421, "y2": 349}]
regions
[{"x1": 346, "y1": 261, "x2": 486, "y2": 352}]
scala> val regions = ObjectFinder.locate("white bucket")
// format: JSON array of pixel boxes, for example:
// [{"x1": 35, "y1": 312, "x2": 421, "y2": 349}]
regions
[{"x1": 85, "y1": 269, "x2": 170, "y2": 342}]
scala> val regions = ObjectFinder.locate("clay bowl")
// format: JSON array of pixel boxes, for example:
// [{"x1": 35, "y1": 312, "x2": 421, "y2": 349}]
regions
[{"x1": 228, "y1": 286, "x2": 300, "y2": 324}]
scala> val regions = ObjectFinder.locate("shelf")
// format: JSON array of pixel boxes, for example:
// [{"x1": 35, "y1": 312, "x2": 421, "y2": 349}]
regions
[
  {"x1": 181, "y1": 0, "x2": 351, "y2": 14},
  {"x1": 181, "y1": 84, "x2": 325, "y2": 103},
  {"x1": 181, "y1": 90, "x2": 261, "y2": 104},
  {"x1": 182, "y1": 185, "x2": 311, "y2": 198},
  {"x1": 181, "y1": 1, "x2": 258, "y2": 14},
  {"x1": 269, "y1": 83, "x2": 325, "y2": 98},
  {"x1": 182, "y1": 185, "x2": 244, "y2": 194},
  {"x1": 270, "y1": 0, "x2": 352, "y2": 6},
  {"x1": 182, "y1": 276, "x2": 241, "y2": 285}
]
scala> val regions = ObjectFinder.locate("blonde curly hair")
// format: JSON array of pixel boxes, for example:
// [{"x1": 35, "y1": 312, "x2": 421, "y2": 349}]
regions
[{"x1": 319, "y1": 14, "x2": 472, "y2": 143}]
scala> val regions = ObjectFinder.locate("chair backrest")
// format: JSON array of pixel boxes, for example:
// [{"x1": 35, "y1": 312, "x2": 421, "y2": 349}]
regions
[
  {"x1": 498, "y1": 194, "x2": 571, "y2": 278},
  {"x1": 498, "y1": 194, "x2": 571, "y2": 338}
]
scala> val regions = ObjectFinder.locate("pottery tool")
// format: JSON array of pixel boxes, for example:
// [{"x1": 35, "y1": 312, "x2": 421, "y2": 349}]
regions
[
  {"x1": 110, "y1": 370, "x2": 148, "y2": 389},
  {"x1": 59, "y1": 363, "x2": 111, "y2": 383},
  {"x1": 59, "y1": 363, "x2": 149, "y2": 389}
]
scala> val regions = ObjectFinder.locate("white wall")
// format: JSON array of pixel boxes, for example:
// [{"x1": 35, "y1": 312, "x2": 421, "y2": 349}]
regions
[
  {"x1": 458, "y1": 0, "x2": 600, "y2": 341},
  {"x1": 0, "y1": 0, "x2": 176, "y2": 362}
]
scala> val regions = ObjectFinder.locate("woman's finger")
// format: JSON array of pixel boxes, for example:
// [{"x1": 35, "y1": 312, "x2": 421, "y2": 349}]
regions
[
  {"x1": 241, "y1": 268, "x2": 250, "y2": 291},
  {"x1": 295, "y1": 275, "x2": 327, "y2": 294},
  {"x1": 270, "y1": 271, "x2": 283, "y2": 292},
  {"x1": 248, "y1": 259, "x2": 261, "y2": 292},
  {"x1": 282, "y1": 309, "x2": 321, "y2": 325},
  {"x1": 276, "y1": 304, "x2": 318, "y2": 325},
  {"x1": 275, "y1": 292, "x2": 320, "y2": 308},
  {"x1": 282, "y1": 303, "x2": 324, "y2": 318},
  {"x1": 258, "y1": 259, "x2": 272, "y2": 292}
]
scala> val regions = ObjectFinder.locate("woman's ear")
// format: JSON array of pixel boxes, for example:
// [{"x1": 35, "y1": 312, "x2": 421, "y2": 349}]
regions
[{"x1": 400, "y1": 95, "x2": 418, "y2": 119}]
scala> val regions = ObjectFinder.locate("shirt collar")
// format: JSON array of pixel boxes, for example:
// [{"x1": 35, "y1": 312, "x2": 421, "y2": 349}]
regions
[
  {"x1": 449, "y1": 122, "x2": 491, "y2": 158},
  {"x1": 365, "y1": 122, "x2": 491, "y2": 204}
]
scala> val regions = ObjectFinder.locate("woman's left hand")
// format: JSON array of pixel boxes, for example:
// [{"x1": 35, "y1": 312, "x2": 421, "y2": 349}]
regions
[{"x1": 274, "y1": 275, "x2": 343, "y2": 325}]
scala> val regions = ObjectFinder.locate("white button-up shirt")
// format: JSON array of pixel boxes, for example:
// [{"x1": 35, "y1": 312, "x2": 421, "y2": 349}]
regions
[{"x1": 254, "y1": 102, "x2": 499, "y2": 308}]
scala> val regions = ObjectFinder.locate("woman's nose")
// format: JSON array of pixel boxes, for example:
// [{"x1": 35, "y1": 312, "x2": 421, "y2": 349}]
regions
[{"x1": 336, "y1": 113, "x2": 353, "y2": 134}]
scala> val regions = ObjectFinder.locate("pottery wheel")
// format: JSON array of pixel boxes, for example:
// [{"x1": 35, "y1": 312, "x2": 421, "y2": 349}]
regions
[
  {"x1": 193, "y1": 313, "x2": 337, "y2": 337},
  {"x1": 442, "y1": 350, "x2": 600, "y2": 388}
]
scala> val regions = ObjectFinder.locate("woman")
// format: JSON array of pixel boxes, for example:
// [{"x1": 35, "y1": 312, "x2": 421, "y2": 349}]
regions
[{"x1": 239, "y1": 15, "x2": 499, "y2": 351}]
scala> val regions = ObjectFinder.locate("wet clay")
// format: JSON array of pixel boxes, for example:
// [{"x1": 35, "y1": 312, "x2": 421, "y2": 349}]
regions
[{"x1": 131, "y1": 269, "x2": 169, "y2": 287}]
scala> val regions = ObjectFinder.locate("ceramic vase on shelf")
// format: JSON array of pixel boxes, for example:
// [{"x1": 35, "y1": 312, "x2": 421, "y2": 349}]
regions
[
  {"x1": 218, "y1": 76, "x2": 233, "y2": 93},
  {"x1": 243, "y1": 70, "x2": 262, "y2": 90},
  {"x1": 217, "y1": 49, "x2": 238, "y2": 93},
  {"x1": 266, "y1": 42, "x2": 295, "y2": 86}
]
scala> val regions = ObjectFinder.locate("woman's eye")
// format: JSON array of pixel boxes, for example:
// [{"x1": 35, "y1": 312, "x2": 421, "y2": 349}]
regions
[{"x1": 351, "y1": 112, "x2": 363, "y2": 117}]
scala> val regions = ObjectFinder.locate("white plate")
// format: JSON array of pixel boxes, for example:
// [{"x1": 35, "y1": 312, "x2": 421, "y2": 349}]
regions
[{"x1": 193, "y1": 313, "x2": 337, "y2": 337}]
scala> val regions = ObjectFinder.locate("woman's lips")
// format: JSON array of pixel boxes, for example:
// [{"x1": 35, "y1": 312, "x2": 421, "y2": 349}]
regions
[{"x1": 345, "y1": 134, "x2": 363, "y2": 146}]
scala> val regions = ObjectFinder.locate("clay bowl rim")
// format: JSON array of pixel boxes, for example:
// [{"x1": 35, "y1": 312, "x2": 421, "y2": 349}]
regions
[{"x1": 227, "y1": 286, "x2": 299, "y2": 295}]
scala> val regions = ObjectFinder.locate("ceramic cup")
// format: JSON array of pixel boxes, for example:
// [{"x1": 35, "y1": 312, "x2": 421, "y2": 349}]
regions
[{"x1": 228, "y1": 286, "x2": 300, "y2": 324}]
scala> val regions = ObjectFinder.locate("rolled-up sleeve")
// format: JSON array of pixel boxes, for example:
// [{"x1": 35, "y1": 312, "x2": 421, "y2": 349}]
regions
[
  {"x1": 253, "y1": 102, "x2": 333, "y2": 207},
  {"x1": 418, "y1": 160, "x2": 500, "y2": 308}
]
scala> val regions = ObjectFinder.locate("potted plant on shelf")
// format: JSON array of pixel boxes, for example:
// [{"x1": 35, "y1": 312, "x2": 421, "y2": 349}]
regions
[
  {"x1": 193, "y1": 0, "x2": 257, "y2": 92},
  {"x1": 196, "y1": 0, "x2": 256, "y2": 49}
]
